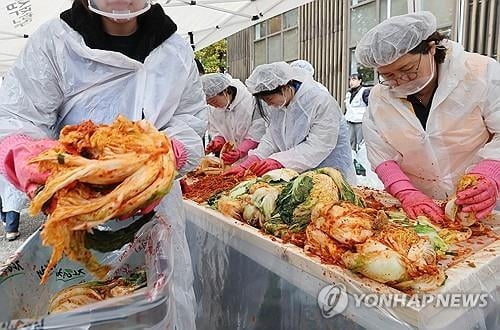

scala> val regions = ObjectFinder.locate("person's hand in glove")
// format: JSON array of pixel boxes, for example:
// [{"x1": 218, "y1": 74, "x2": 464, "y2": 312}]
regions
[
  {"x1": 395, "y1": 188, "x2": 444, "y2": 222},
  {"x1": 375, "y1": 160, "x2": 444, "y2": 223},
  {"x1": 221, "y1": 150, "x2": 241, "y2": 165},
  {"x1": 224, "y1": 155, "x2": 260, "y2": 177},
  {"x1": 455, "y1": 160, "x2": 500, "y2": 220},
  {"x1": 205, "y1": 136, "x2": 226, "y2": 154},
  {"x1": 249, "y1": 158, "x2": 284, "y2": 177},
  {"x1": 221, "y1": 139, "x2": 259, "y2": 165},
  {"x1": 224, "y1": 165, "x2": 246, "y2": 177},
  {"x1": 0, "y1": 135, "x2": 59, "y2": 198}
]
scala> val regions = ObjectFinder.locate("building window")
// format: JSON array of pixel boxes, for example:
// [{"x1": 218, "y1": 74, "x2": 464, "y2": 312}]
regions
[
  {"x1": 350, "y1": 49, "x2": 375, "y2": 86},
  {"x1": 349, "y1": 0, "x2": 411, "y2": 85},
  {"x1": 283, "y1": 28, "x2": 299, "y2": 61},
  {"x1": 351, "y1": 0, "x2": 372, "y2": 5},
  {"x1": 283, "y1": 9, "x2": 298, "y2": 29},
  {"x1": 268, "y1": 35, "x2": 282, "y2": 63},
  {"x1": 421, "y1": 0, "x2": 456, "y2": 29},
  {"x1": 350, "y1": 1, "x2": 378, "y2": 45},
  {"x1": 254, "y1": 40, "x2": 266, "y2": 66},
  {"x1": 255, "y1": 22, "x2": 267, "y2": 40},
  {"x1": 253, "y1": 9, "x2": 299, "y2": 67},
  {"x1": 380, "y1": 0, "x2": 408, "y2": 20},
  {"x1": 349, "y1": 0, "x2": 462, "y2": 84}
]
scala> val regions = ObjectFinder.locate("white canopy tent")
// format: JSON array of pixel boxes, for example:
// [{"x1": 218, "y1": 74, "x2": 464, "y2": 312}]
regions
[
  {"x1": 0, "y1": 0, "x2": 315, "y2": 74},
  {"x1": 0, "y1": 0, "x2": 72, "y2": 74},
  {"x1": 163, "y1": 0, "x2": 315, "y2": 50}
]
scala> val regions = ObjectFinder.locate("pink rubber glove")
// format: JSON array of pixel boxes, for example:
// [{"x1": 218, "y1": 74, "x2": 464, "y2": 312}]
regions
[
  {"x1": 0, "y1": 135, "x2": 58, "y2": 197},
  {"x1": 455, "y1": 160, "x2": 500, "y2": 219},
  {"x1": 205, "y1": 136, "x2": 226, "y2": 154},
  {"x1": 250, "y1": 158, "x2": 284, "y2": 177},
  {"x1": 221, "y1": 150, "x2": 242, "y2": 165},
  {"x1": 171, "y1": 139, "x2": 187, "y2": 170},
  {"x1": 221, "y1": 139, "x2": 259, "y2": 165},
  {"x1": 224, "y1": 155, "x2": 260, "y2": 177},
  {"x1": 395, "y1": 189, "x2": 445, "y2": 222},
  {"x1": 375, "y1": 160, "x2": 444, "y2": 222}
]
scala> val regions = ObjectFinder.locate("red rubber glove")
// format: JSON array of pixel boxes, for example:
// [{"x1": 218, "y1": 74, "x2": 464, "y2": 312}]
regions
[
  {"x1": 452, "y1": 160, "x2": 500, "y2": 221},
  {"x1": 205, "y1": 136, "x2": 225, "y2": 154},
  {"x1": 395, "y1": 189, "x2": 445, "y2": 222},
  {"x1": 0, "y1": 135, "x2": 58, "y2": 198},
  {"x1": 455, "y1": 160, "x2": 500, "y2": 220},
  {"x1": 455, "y1": 175, "x2": 497, "y2": 219},
  {"x1": 224, "y1": 164, "x2": 246, "y2": 177},
  {"x1": 224, "y1": 155, "x2": 260, "y2": 177},
  {"x1": 171, "y1": 139, "x2": 187, "y2": 170},
  {"x1": 250, "y1": 158, "x2": 284, "y2": 177},
  {"x1": 221, "y1": 150, "x2": 242, "y2": 165},
  {"x1": 222, "y1": 139, "x2": 259, "y2": 165},
  {"x1": 375, "y1": 160, "x2": 444, "y2": 222}
]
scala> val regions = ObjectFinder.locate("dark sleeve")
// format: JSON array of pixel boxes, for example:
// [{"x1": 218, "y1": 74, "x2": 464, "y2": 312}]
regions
[{"x1": 362, "y1": 88, "x2": 371, "y2": 105}]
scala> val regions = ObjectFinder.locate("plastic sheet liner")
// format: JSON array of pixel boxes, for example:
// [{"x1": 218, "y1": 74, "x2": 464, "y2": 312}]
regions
[
  {"x1": 185, "y1": 200, "x2": 500, "y2": 330},
  {"x1": 353, "y1": 143, "x2": 384, "y2": 190},
  {"x1": 0, "y1": 215, "x2": 174, "y2": 329}
]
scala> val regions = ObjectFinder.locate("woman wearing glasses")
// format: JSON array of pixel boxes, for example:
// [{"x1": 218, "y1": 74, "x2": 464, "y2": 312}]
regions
[
  {"x1": 201, "y1": 73, "x2": 266, "y2": 164},
  {"x1": 225, "y1": 62, "x2": 355, "y2": 183},
  {"x1": 356, "y1": 11, "x2": 500, "y2": 222}
]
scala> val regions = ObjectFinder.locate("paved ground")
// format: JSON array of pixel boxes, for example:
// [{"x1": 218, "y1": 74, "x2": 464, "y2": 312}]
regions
[{"x1": 0, "y1": 210, "x2": 44, "y2": 263}]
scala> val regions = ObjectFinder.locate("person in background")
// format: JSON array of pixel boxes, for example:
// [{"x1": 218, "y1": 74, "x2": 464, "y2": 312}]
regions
[
  {"x1": 226, "y1": 62, "x2": 355, "y2": 183},
  {"x1": 0, "y1": 0, "x2": 208, "y2": 327},
  {"x1": 344, "y1": 73, "x2": 370, "y2": 152},
  {"x1": 0, "y1": 201, "x2": 20, "y2": 241},
  {"x1": 356, "y1": 11, "x2": 499, "y2": 222},
  {"x1": 0, "y1": 176, "x2": 27, "y2": 241},
  {"x1": 202, "y1": 73, "x2": 266, "y2": 165},
  {"x1": 290, "y1": 59, "x2": 329, "y2": 93}
]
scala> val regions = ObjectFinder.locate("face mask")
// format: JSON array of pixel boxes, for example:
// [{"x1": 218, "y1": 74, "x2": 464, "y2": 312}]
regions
[
  {"x1": 264, "y1": 87, "x2": 289, "y2": 109},
  {"x1": 88, "y1": 0, "x2": 151, "y2": 21},
  {"x1": 280, "y1": 91, "x2": 288, "y2": 108},
  {"x1": 390, "y1": 54, "x2": 435, "y2": 97},
  {"x1": 273, "y1": 87, "x2": 288, "y2": 109}
]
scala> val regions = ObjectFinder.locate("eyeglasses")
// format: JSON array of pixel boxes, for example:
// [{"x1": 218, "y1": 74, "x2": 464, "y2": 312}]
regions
[{"x1": 378, "y1": 53, "x2": 422, "y2": 87}]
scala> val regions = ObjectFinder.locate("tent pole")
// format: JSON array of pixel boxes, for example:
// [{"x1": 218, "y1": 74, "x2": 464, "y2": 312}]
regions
[{"x1": 189, "y1": 32, "x2": 195, "y2": 50}]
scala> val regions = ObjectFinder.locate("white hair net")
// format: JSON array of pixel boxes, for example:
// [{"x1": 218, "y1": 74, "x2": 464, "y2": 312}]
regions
[
  {"x1": 290, "y1": 60, "x2": 315, "y2": 76},
  {"x1": 245, "y1": 62, "x2": 303, "y2": 94},
  {"x1": 355, "y1": 11, "x2": 437, "y2": 68},
  {"x1": 201, "y1": 73, "x2": 232, "y2": 98}
]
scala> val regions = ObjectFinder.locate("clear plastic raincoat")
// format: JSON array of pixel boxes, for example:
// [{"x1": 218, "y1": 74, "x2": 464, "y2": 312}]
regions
[
  {"x1": 0, "y1": 16, "x2": 208, "y2": 329},
  {"x1": 363, "y1": 41, "x2": 500, "y2": 200},
  {"x1": 249, "y1": 79, "x2": 355, "y2": 183},
  {"x1": 207, "y1": 79, "x2": 266, "y2": 145}
]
